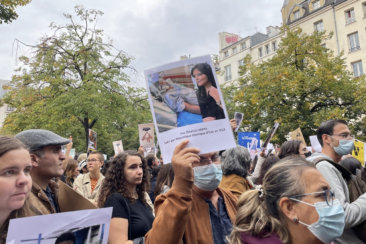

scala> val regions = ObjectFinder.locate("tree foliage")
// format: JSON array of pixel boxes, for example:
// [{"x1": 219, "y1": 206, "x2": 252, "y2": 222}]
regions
[
  {"x1": 0, "y1": 0, "x2": 31, "y2": 24},
  {"x1": 225, "y1": 27, "x2": 366, "y2": 143},
  {"x1": 1, "y1": 6, "x2": 152, "y2": 156}
]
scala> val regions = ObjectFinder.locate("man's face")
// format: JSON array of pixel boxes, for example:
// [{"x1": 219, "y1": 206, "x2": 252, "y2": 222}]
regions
[
  {"x1": 192, "y1": 152, "x2": 220, "y2": 168},
  {"x1": 35, "y1": 145, "x2": 65, "y2": 178},
  {"x1": 324, "y1": 123, "x2": 352, "y2": 148},
  {"x1": 87, "y1": 154, "x2": 103, "y2": 173}
]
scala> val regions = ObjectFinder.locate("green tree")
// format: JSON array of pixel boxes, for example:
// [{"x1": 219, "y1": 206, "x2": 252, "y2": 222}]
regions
[
  {"x1": 0, "y1": 0, "x2": 31, "y2": 24},
  {"x1": 226, "y1": 27, "x2": 366, "y2": 143},
  {"x1": 1, "y1": 6, "x2": 152, "y2": 156}
]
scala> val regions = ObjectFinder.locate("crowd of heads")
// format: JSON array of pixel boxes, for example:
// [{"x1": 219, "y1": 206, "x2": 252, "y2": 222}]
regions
[{"x1": 1, "y1": 118, "x2": 365, "y2": 244}]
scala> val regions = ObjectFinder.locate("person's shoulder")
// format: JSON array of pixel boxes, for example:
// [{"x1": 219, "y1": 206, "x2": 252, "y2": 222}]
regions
[
  {"x1": 209, "y1": 87, "x2": 219, "y2": 98},
  {"x1": 218, "y1": 187, "x2": 238, "y2": 202}
]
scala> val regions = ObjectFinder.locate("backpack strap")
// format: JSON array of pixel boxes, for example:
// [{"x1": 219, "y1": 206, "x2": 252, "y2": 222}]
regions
[{"x1": 312, "y1": 157, "x2": 352, "y2": 182}]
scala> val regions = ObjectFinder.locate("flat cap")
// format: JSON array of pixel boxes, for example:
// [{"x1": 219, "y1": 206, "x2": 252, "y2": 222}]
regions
[{"x1": 15, "y1": 129, "x2": 70, "y2": 151}]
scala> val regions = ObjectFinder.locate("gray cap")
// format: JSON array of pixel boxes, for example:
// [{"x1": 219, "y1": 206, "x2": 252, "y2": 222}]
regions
[{"x1": 15, "y1": 129, "x2": 70, "y2": 151}]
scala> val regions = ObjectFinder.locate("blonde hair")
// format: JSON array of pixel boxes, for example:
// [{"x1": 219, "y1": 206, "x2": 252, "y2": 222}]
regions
[{"x1": 228, "y1": 157, "x2": 314, "y2": 244}]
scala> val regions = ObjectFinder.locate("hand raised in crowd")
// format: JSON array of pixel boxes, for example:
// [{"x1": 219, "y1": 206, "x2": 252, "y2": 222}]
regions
[
  {"x1": 66, "y1": 136, "x2": 73, "y2": 150},
  {"x1": 230, "y1": 119, "x2": 237, "y2": 131},
  {"x1": 171, "y1": 140, "x2": 200, "y2": 182},
  {"x1": 138, "y1": 145, "x2": 144, "y2": 155}
]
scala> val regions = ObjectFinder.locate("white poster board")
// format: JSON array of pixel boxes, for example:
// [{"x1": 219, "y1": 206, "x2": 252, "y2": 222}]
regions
[
  {"x1": 309, "y1": 135, "x2": 322, "y2": 153},
  {"x1": 145, "y1": 55, "x2": 236, "y2": 163},
  {"x1": 7, "y1": 208, "x2": 112, "y2": 244},
  {"x1": 138, "y1": 123, "x2": 155, "y2": 156},
  {"x1": 112, "y1": 140, "x2": 124, "y2": 155}
]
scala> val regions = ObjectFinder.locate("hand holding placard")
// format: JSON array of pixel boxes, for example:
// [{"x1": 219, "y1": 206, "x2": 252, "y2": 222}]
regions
[{"x1": 171, "y1": 140, "x2": 200, "y2": 184}]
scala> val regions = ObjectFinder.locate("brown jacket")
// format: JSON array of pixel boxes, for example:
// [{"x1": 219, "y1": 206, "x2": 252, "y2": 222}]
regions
[
  {"x1": 24, "y1": 180, "x2": 96, "y2": 216},
  {"x1": 219, "y1": 174, "x2": 252, "y2": 198},
  {"x1": 145, "y1": 177, "x2": 237, "y2": 244}
]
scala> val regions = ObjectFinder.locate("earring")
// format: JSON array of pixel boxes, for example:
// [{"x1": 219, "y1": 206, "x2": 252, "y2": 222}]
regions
[{"x1": 293, "y1": 218, "x2": 299, "y2": 223}]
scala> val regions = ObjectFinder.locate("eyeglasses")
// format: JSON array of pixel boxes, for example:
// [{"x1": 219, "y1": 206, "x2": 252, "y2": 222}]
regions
[
  {"x1": 199, "y1": 153, "x2": 220, "y2": 164},
  {"x1": 288, "y1": 189, "x2": 334, "y2": 206},
  {"x1": 329, "y1": 133, "x2": 354, "y2": 140},
  {"x1": 87, "y1": 159, "x2": 100, "y2": 163}
]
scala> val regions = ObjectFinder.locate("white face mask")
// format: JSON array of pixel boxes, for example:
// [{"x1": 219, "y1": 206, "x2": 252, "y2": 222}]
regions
[
  {"x1": 291, "y1": 199, "x2": 345, "y2": 244},
  {"x1": 193, "y1": 164, "x2": 222, "y2": 191},
  {"x1": 332, "y1": 139, "x2": 354, "y2": 156}
]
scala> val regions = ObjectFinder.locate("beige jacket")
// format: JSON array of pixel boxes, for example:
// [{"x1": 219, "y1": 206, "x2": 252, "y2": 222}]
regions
[{"x1": 73, "y1": 172, "x2": 104, "y2": 204}]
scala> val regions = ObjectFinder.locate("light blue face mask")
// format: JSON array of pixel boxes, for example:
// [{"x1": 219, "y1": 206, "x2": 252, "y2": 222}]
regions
[
  {"x1": 193, "y1": 163, "x2": 222, "y2": 191},
  {"x1": 292, "y1": 199, "x2": 345, "y2": 244},
  {"x1": 333, "y1": 139, "x2": 354, "y2": 156}
]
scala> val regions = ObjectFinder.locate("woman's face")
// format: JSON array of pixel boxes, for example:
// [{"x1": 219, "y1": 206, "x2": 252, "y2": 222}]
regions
[
  {"x1": 124, "y1": 155, "x2": 143, "y2": 186},
  {"x1": 298, "y1": 143, "x2": 307, "y2": 158},
  {"x1": 73, "y1": 166, "x2": 80, "y2": 178},
  {"x1": 192, "y1": 68, "x2": 209, "y2": 87},
  {"x1": 0, "y1": 148, "x2": 32, "y2": 213},
  {"x1": 293, "y1": 168, "x2": 331, "y2": 242}
]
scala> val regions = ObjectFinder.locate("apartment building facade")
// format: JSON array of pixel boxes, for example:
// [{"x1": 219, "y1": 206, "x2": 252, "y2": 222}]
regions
[{"x1": 218, "y1": 0, "x2": 366, "y2": 83}]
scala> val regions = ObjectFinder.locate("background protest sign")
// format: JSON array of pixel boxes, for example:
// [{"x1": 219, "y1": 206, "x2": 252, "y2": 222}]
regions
[
  {"x1": 262, "y1": 122, "x2": 279, "y2": 148},
  {"x1": 145, "y1": 55, "x2": 235, "y2": 163},
  {"x1": 138, "y1": 123, "x2": 155, "y2": 156},
  {"x1": 352, "y1": 140, "x2": 365, "y2": 166},
  {"x1": 7, "y1": 208, "x2": 112, "y2": 244},
  {"x1": 309, "y1": 135, "x2": 322, "y2": 153},
  {"x1": 112, "y1": 140, "x2": 124, "y2": 156},
  {"x1": 88, "y1": 129, "x2": 97, "y2": 152},
  {"x1": 289, "y1": 127, "x2": 306, "y2": 145},
  {"x1": 238, "y1": 132, "x2": 260, "y2": 159},
  {"x1": 234, "y1": 112, "x2": 244, "y2": 132},
  {"x1": 238, "y1": 132, "x2": 260, "y2": 149}
]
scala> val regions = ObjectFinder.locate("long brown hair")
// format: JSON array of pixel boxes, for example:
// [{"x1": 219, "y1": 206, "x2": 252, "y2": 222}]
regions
[
  {"x1": 98, "y1": 151, "x2": 150, "y2": 208},
  {"x1": 64, "y1": 159, "x2": 78, "y2": 187},
  {"x1": 154, "y1": 163, "x2": 174, "y2": 198},
  {"x1": 0, "y1": 136, "x2": 26, "y2": 157}
]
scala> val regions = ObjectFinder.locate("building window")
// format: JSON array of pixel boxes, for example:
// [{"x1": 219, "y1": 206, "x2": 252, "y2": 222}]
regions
[
  {"x1": 241, "y1": 42, "x2": 246, "y2": 50},
  {"x1": 363, "y1": 2, "x2": 366, "y2": 17},
  {"x1": 232, "y1": 47, "x2": 237, "y2": 54},
  {"x1": 265, "y1": 44, "x2": 270, "y2": 55},
  {"x1": 224, "y1": 51, "x2": 229, "y2": 58},
  {"x1": 345, "y1": 8, "x2": 355, "y2": 24},
  {"x1": 314, "y1": 20, "x2": 324, "y2": 32},
  {"x1": 258, "y1": 47, "x2": 263, "y2": 57},
  {"x1": 352, "y1": 61, "x2": 364, "y2": 77},
  {"x1": 312, "y1": 0, "x2": 320, "y2": 10},
  {"x1": 348, "y1": 32, "x2": 360, "y2": 52},
  {"x1": 293, "y1": 10, "x2": 300, "y2": 20},
  {"x1": 238, "y1": 59, "x2": 245, "y2": 67},
  {"x1": 224, "y1": 65, "x2": 232, "y2": 81},
  {"x1": 272, "y1": 41, "x2": 277, "y2": 51}
]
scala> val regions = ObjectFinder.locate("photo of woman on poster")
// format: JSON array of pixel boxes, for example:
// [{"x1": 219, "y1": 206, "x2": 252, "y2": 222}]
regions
[{"x1": 190, "y1": 63, "x2": 225, "y2": 122}]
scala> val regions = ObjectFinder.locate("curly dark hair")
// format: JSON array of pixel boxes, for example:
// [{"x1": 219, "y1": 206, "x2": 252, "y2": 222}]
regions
[{"x1": 98, "y1": 151, "x2": 150, "y2": 208}]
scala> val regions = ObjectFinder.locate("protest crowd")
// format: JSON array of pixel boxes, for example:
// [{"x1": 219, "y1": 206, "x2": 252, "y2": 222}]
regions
[{"x1": 2, "y1": 118, "x2": 366, "y2": 244}]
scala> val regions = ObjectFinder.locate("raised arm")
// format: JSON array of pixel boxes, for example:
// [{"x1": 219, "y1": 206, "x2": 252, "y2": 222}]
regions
[{"x1": 145, "y1": 140, "x2": 200, "y2": 243}]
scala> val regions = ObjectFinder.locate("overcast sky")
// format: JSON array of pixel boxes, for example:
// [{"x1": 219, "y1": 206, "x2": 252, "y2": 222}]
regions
[{"x1": 0, "y1": 0, "x2": 283, "y2": 86}]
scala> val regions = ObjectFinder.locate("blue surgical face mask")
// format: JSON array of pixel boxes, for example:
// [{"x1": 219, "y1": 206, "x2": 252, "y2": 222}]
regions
[
  {"x1": 294, "y1": 199, "x2": 345, "y2": 244},
  {"x1": 333, "y1": 139, "x2": 354, "y2": 156},
  {"x1": 193, "y1": 163, "x2": 222, "y2": 191}
]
